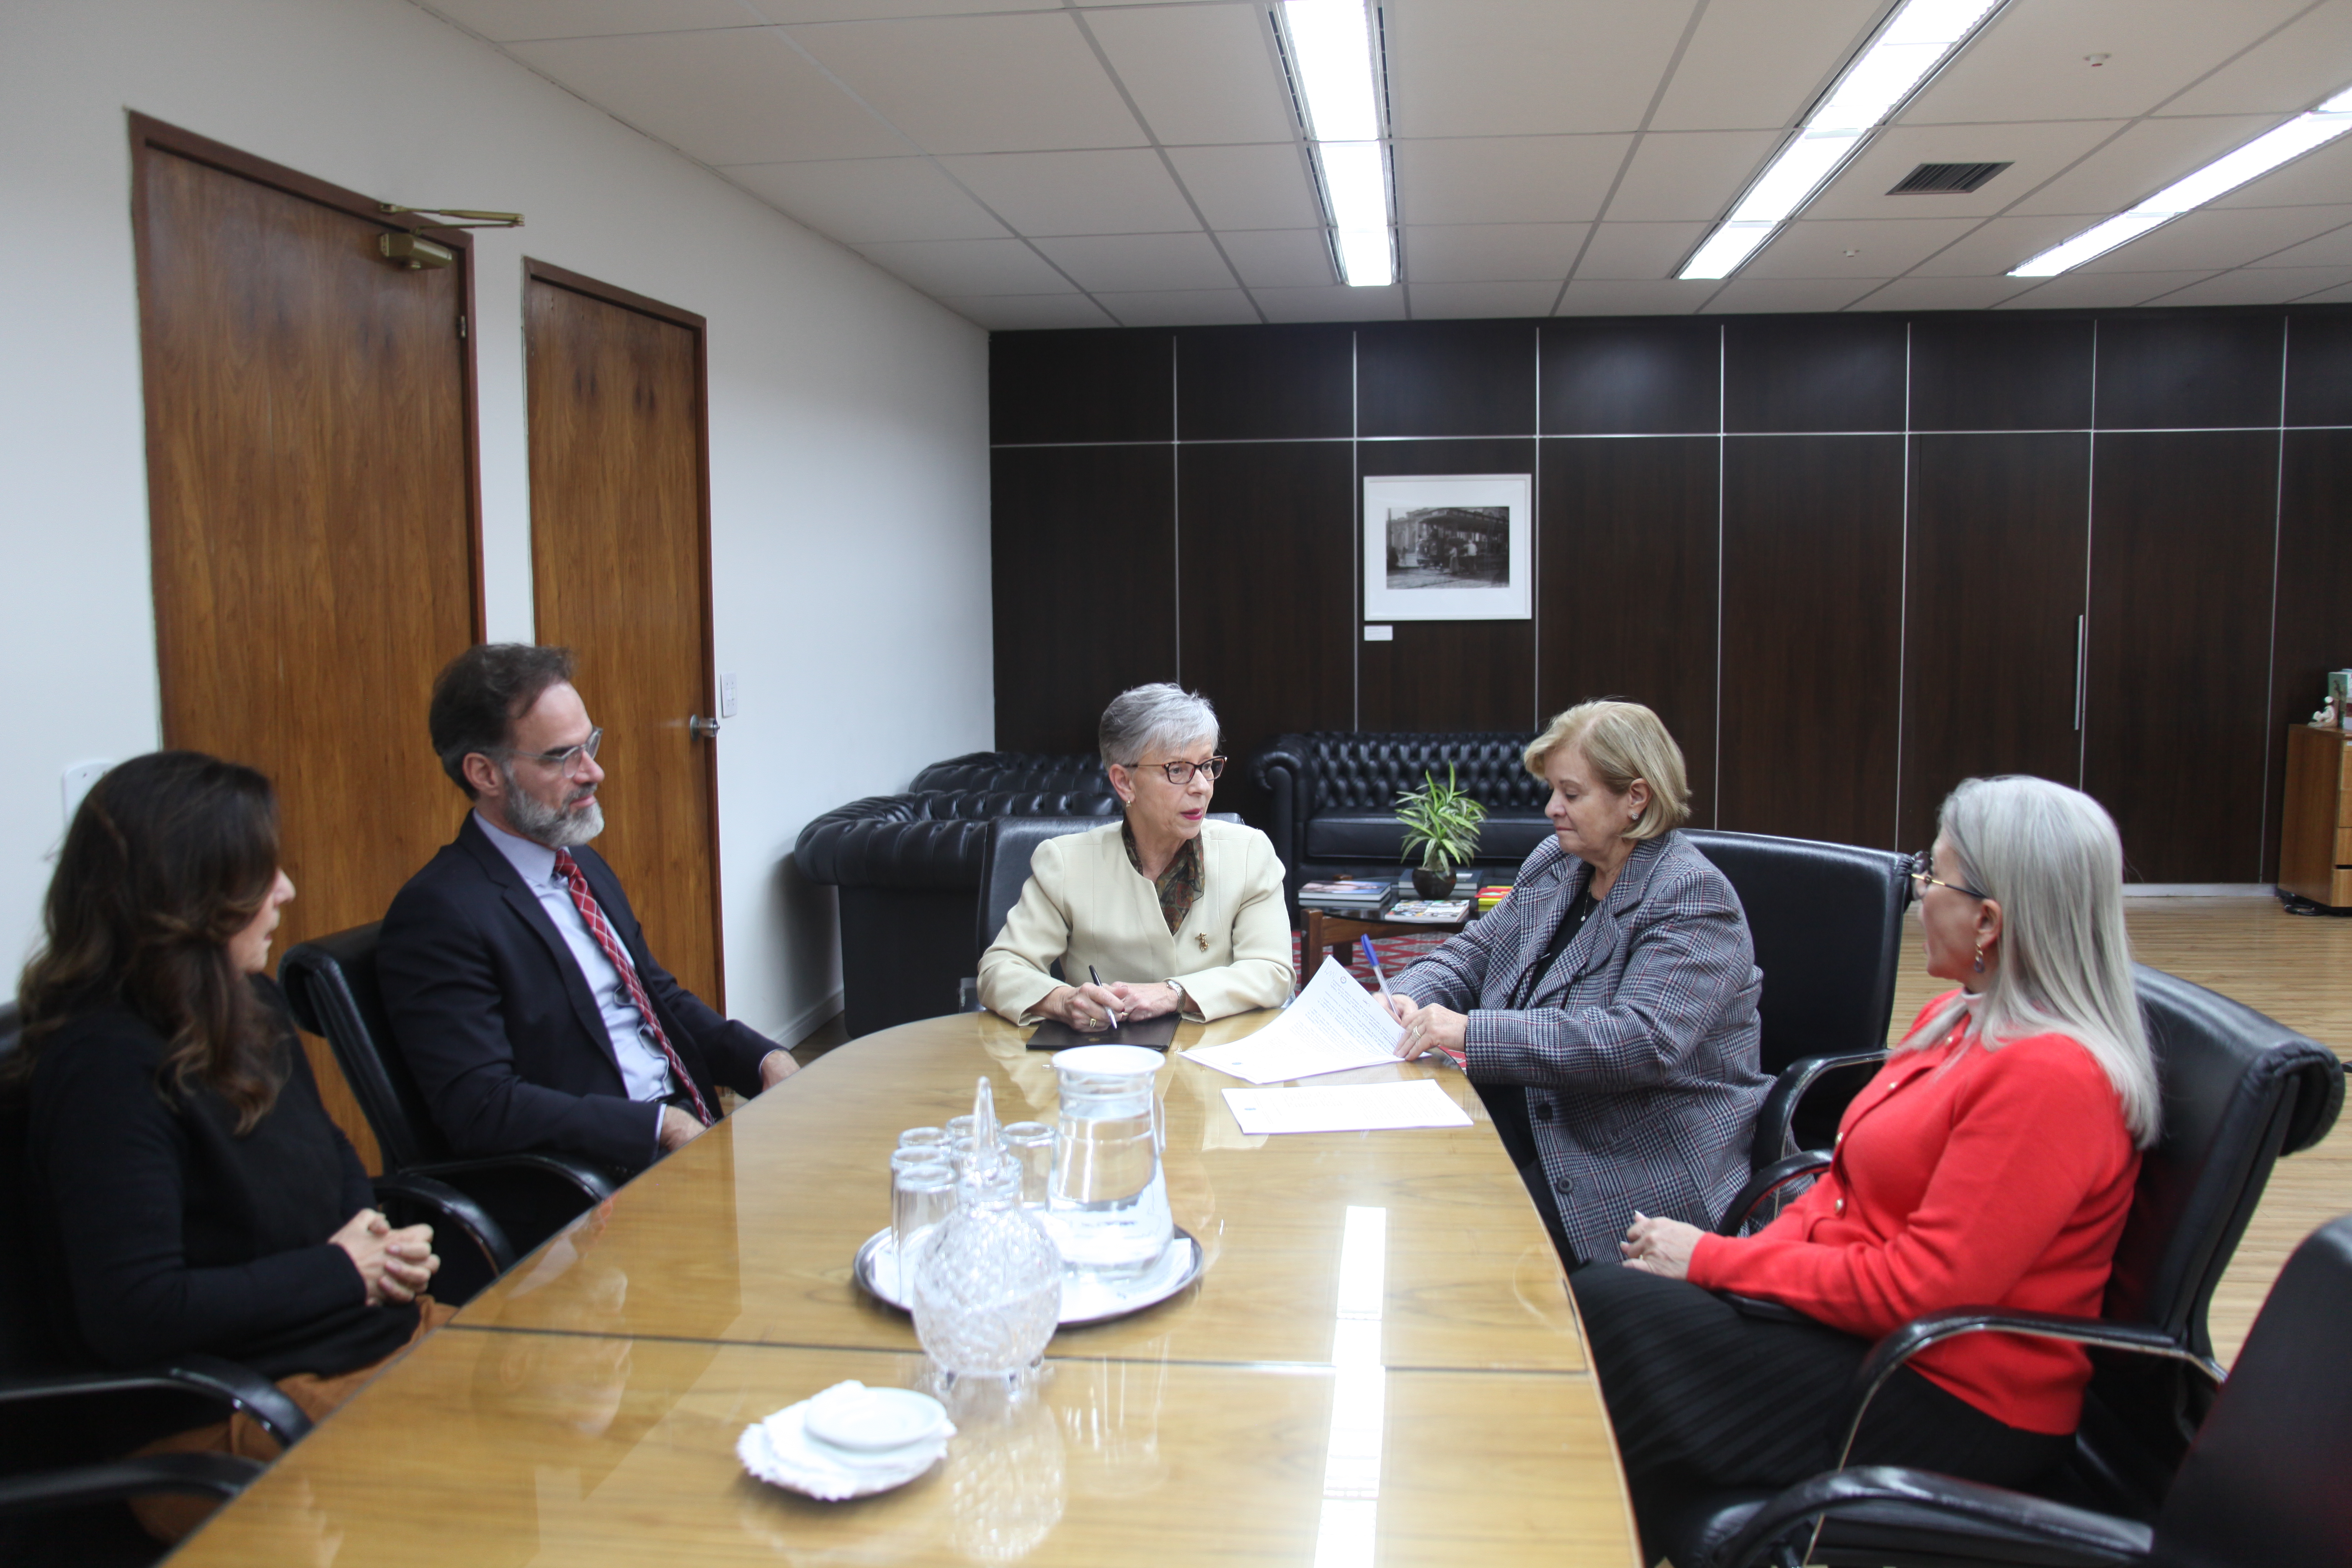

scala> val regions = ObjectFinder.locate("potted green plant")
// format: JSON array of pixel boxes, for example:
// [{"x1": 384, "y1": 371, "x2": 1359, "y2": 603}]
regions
[{"x1": 1395, "y1": 765, "x2": 1487, "y2": 900}]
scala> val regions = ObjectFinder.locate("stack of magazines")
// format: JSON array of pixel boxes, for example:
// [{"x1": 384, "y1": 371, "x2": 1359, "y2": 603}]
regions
[{"x1": 1297, "y1": 878, "x2": 1395, "y2": 916}]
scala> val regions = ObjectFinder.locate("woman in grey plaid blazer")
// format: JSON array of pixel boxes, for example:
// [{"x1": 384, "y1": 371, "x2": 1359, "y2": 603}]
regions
[{"x1": 1388, "y1": 701, "x2": 1767, "y2": 1267}]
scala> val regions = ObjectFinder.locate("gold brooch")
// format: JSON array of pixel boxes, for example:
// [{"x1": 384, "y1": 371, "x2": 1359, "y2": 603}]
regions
[{"x1": 1196, "y1": 932, "x2": 1209, "y2": 952}]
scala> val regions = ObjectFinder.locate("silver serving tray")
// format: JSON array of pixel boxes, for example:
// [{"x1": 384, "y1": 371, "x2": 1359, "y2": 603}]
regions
[{"x1": 854, "y1": 1225, "x2": 1204, "y2": 1327}]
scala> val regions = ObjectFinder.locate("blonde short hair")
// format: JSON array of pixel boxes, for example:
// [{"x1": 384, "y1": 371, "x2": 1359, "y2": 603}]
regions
[{"x1": 1524, "y1": 699, "x2": 1691, "y2": 842}]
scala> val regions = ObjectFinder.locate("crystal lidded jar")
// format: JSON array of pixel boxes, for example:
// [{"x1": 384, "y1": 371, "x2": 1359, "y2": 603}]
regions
[{"x1": 910, "y1": 1078, "x2": 1062, "y2": 1382}]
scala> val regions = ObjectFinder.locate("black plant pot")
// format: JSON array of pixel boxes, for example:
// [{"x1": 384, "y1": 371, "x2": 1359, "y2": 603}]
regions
[{"x1": 1411, "y1": 864, "x2": 1456, "y2": 900}]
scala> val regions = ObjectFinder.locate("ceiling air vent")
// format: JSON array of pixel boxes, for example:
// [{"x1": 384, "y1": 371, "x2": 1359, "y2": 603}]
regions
[{"x1": 1888, "y1": 161, "x2": 2013, "y2": 194}]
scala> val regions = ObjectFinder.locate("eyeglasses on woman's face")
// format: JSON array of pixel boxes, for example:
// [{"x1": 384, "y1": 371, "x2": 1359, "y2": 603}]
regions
[
  {"x1": 1906, "y1": 848, "x2": 1989, "y2": 902},
  {"x1": 1131, "y1": 755, "x2": 1226, "y2": 786}
]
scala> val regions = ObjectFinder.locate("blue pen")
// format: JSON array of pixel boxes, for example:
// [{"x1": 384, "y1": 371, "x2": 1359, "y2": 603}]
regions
[{"x1": 1358, "y1": 935, "x2": 1393, "y2": 1005}]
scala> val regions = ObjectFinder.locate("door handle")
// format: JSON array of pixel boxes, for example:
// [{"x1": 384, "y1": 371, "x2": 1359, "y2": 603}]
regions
[{"x1": 689, "y1": 714, "x2": 721, "y2": 740}]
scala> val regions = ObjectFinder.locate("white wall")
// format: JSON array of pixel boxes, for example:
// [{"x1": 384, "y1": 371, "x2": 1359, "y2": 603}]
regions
[{"x1": 0, "y1": 0, "x2": 993, "y2": 1039}]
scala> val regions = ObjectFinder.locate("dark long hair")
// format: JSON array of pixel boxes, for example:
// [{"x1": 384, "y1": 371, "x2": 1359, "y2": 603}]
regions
[{"x1": 6, "y1": 752, "x2": 287, "y2": 1131}]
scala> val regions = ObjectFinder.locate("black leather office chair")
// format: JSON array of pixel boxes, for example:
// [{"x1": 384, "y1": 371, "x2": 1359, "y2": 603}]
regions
[
  {"x1": 973, "y1": 812, "x2": 1246, "y2": 959},
  {"x1": 0, "y1": 1001, "x2": 304, "y2": 1565},
  {"x1": 1701, "y1": 1212, "x2": 2352, "y2": 1568},
  {"x1": 1682, "y1": 830, "x2": 1914, "y2": 1165},
  {"x1": 1662, "y1": 965, "x2": 2345, "y2": 1568},
  {"x1": 280, "y1": 924, "x2": 616, "y2": 1266}
]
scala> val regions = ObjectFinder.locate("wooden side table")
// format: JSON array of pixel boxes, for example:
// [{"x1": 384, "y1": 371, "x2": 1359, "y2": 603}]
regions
[
  {"x1": 2278, "y1": 724, "x2": 2352, "y2": 908},
  {"x1": 1301, "y1": 905, "x2": 1474, "y2": 975}
]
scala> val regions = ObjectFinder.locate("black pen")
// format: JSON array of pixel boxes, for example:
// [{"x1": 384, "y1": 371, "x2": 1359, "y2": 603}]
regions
[{"x1": 1087, "y1": 965, "x2": 1122, "y2": 1027}]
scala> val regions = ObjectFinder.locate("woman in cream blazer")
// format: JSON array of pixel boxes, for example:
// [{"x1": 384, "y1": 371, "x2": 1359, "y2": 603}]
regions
[{"x1": 977, "y1": 685, "x2": 1294, "y2": 1028}]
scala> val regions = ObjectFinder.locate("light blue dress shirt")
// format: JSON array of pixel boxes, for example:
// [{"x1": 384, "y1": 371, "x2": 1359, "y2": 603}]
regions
[{"x1": 472, "y1": 811, "x2": 678, "y2": 1105}]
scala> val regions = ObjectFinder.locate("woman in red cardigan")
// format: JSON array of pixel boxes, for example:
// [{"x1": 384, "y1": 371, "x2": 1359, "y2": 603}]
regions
[{"x1": 1571, "y1": 776, "x2": 2159, "y2": 1543}]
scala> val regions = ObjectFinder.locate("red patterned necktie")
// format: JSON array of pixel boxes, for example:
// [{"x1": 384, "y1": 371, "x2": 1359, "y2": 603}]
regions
[{"x1": 553, "y1": 849, "x2": 713, "y2": 1126}]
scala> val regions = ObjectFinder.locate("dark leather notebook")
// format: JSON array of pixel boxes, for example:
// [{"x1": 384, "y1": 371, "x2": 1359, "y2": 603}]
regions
[{"x1": 1025, "y1": 1014, "x2": 1181, "y2": 1051}]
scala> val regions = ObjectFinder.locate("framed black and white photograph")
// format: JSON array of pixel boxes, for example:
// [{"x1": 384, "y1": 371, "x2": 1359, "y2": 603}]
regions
[{"x1": 1362, "y1": 472, "x2": 1532, "y2": 622}]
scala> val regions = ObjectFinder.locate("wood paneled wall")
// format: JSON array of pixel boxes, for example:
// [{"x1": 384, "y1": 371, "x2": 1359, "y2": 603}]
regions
[{"x1": 989, "y1": 308, "x2": 2352, "y2": 883}]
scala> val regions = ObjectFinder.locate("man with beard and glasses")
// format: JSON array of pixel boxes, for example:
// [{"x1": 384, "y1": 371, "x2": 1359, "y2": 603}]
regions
[{"x1": 378, "y1": 644, "x2": 795, "y2": 1174}]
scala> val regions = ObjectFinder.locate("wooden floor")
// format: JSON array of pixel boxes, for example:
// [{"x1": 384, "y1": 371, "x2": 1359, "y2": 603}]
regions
[{"x1": 1884, "y1": 895, "x2": 2352, "y2": 1367}]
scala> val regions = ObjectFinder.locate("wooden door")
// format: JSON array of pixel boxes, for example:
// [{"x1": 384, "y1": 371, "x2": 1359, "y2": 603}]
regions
[
  {"x1": 524, "y1": 262, "x2": 724, "y2": 1008},
  {"x1": 132, "y1": 117, "x2": 483, "y2": 1168}
]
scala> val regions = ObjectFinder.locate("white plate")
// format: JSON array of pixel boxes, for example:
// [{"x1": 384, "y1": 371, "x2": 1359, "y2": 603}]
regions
[
  {"x1": 803, "y1": 1382, "x2": 952, "y2": 1452},
  {"x1": 738, "y1": 1390, "x2": 952, "y2": 1502},
  {"x1": 854, "y1": 1226, "x2": 1205, "y2": 1326}
]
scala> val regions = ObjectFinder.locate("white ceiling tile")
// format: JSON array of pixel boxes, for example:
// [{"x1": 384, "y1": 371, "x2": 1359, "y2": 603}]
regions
[
  {"x1": 1407, "y1": 280, "x2": 1564, "y2": 319},
  {"x1": 1700, "y1": 277, "x2": 1885, "y2": 313},
  {"x1": 1604, "y1": 130, "x2": 1781, "y2": 222},
  {"x1": 1217, "y1": 228, "x2": 1335, "y2": 289},
  {"x1": 1084, "y1": 4, "x2": 1295, "y2": 147},
  {"x1": 1401, "y1": 223, "x2": 1586, "y2": 284},
  {"x1": 422, "y1": 0, "x2": 760, "y2": 43},
  {"x1": 1391, "y1": 136, "x2": 1632, "y2": 225},
  {"x1": 2164, "y1": 0, "x2": 2352, "y2": 116},
  {"x1": 748, "y1": 0, "x2": 1055, "y2": 19},
  {"x1": 2210, "y1": 134, "x2": 2352, "y2": 209},
  {"x1": 1093, "y1": 289, "x2": 1263, "y2": 327},
  {"x1": 1993, "y1": 270, "x2": 2222, "y2": 310},
  {"x1": 1032, "y1": 232, "x2": 1236, "y2": 291},
  {"x1": 1803, "y1": 120, "x2": 2125, "y2": 222},
  {"x1": 1165, "y1": 144, "x2": 1321, "y2": 230},
  {"x1": 940, "y1": 293, "x2": 1117, "y2": 330},
  {"x1": 853, "y1": 236, "x2": 1076, "y2": 294},
  {"x1": 1384, "y1": 0, "x2": 1692, "y2": 137},
  {"x1": 506, "y1": 29, "x2": 904, "y2": 163},
  {"x1": 936, "y1": 149, "x2": 1199, "y2": 235},
  {"x1": 1253, "y1": 284, "x2": 1409, "y2": 322},
  {"x1": 2294, "y1": 279, "x2": 2352, "y2": 303},
  {"x1": 2148, "y1": 266, "x2": 2352, "y2": 307},
  {"x1": 1907, "y1": 213, "x2": 2110, "y2": 278},
  {"x1": 1555, "y1": 279, "x2": 1712, "y2": 315},
  {"x1": 2073, "y1": 204, "x2": 2352, "y2": 274},
  {"x1": 1574, "y1": 221, "x2": 1710, "y2": 280},
  {"x1": 2254, "y1": 215, "x2": 2352, "y2": 268},
  {"x1": 1841, "y1": 275, "x2": 2042, "y2": 311},
  {"x1": 2004, "y1": 116, "x2": 2279, "y2": 218},
  {"x1": 1739, "y1": 217, "x2": 1981, "y2": 280},
  {"x1": 788, "y1": 13, "x2": 1142, "y2": 154},
  {"x1": 1902, "y1": 0, "x2": 2311, "y2": 124},
  {"x1": 723, "y1": 156, "x2": 1006, "y2": 241},
  {"x1": 1649, "y1": 0, "x2": 1885, "y2": 132}
]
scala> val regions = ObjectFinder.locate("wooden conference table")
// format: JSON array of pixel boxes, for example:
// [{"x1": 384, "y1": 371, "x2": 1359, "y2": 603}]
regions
[{"x1": 173, "y1": 1011, "x2": 1640, "y2": 1566}]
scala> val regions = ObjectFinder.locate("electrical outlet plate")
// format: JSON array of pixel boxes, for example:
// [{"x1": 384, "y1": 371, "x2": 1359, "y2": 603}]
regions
[
  {"x1": 62, "y1": 760, "x2": 113, "y2": 827},
  {"x1": 719, "y1": 672, "x2": 739, "y2": 719}
]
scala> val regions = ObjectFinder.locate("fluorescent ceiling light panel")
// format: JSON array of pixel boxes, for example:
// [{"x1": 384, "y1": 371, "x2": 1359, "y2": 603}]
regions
[
  {"x1": 2012, "y1": 86, "x2": 2352, "y2": 276},
  {"x1": 1280, "y1": 0, "x2": 1393, "y2": 287},
  {"x1": 1679, "y1": 0, "x2": 2001, "y2": 280}
]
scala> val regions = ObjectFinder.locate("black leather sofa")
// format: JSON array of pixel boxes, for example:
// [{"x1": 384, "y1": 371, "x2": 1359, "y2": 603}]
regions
[
  {"x1": 1251, "y1": 731, "x2": 1548, "y2": 908},
  {"x1": 794, "y1": 752, "x2": 1116, "y2": 1037}
]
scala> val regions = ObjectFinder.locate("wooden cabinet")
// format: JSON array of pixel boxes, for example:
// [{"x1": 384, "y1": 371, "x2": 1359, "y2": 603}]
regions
[{"x1": 2278, "y1": 725, "x2": 2352, "y2": 907}]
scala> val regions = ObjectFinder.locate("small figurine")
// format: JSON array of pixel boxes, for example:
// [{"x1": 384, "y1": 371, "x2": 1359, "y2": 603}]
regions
[{"x1": 2314, "y1": 695, "x2": 2340, "y2": 730}]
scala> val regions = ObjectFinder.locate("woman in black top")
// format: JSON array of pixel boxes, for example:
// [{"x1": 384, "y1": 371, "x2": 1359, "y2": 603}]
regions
[{"x1": 7, "y1": 752, "x2": 442, "y2": 1535}]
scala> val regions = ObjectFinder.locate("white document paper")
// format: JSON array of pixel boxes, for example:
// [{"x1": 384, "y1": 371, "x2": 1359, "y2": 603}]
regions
[
  {"x1": 1182, "y1": 956, "x2": 1405, "y2": 1084},
  {"x1": 1222, "y1": 1078, "x2": 1473, "y2": 1136}
]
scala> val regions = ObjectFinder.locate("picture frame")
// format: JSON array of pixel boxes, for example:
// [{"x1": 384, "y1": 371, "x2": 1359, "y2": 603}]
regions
[{"x1": 1362, "y1": 472, "x2": 1532, "y2": 622}]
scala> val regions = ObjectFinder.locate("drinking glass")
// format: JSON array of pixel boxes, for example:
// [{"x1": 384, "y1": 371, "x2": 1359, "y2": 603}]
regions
[
  {"x1": 891, "y1": 1154, "x2": 957, "y2": 1299},
  {"x1": 1000, "y1": 1121, "x2": 1054, "y2": 1207},
  {"x1": 898, "y1": 1126, "x2": 947, "y2": 1151},
  {"x1": 944, "y1": 1115, "x2": 977, "y2": 1142}
]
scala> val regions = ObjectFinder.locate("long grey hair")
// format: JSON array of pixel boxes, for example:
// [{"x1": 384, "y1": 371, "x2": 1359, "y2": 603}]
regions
[{"x1": 1899, "y1": 776, "x2": 2160, "y2": 1149}]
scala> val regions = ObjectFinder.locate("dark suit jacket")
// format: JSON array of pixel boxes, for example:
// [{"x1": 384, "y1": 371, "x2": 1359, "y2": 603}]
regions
[{"x1": 377, "y1": 815, "x2": 776, "y2": 1172}]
